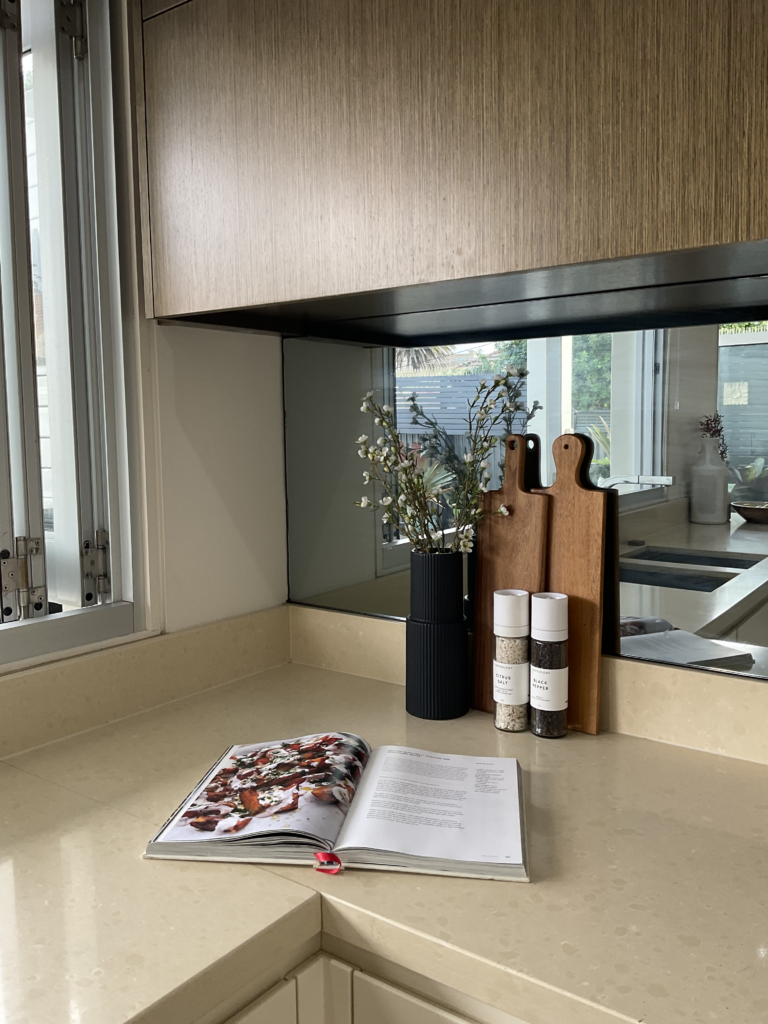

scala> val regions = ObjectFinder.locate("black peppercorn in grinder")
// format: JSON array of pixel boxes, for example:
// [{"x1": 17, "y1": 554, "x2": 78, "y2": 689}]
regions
[{"x1": 529, "y1": 592, "x2": 569, "y2": 738}]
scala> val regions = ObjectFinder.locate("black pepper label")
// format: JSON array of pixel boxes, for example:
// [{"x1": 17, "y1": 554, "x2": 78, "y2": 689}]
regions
[{"x1": 529, "y1": 666, "x2": 568, "y2": 711}]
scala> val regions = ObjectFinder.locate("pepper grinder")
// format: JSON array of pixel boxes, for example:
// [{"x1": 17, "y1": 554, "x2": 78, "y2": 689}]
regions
[{"x1": 530, "y1": 592, "x2": 568, "y2": 738}]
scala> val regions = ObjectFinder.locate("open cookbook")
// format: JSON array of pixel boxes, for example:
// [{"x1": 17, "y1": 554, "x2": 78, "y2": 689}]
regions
[{"x1": 145, "y1": 732, "x2": 528, "y2": 881}]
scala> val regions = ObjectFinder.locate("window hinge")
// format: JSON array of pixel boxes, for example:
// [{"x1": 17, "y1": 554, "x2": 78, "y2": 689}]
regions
[
  {"x1": 82, "y1": 529, "x2": 110, "y2": 601},
  {"x1": 58, "y1": 0, "x2": 87, "y2": 60},
  {"x1": 1, "y1": 537, "x2": 45, "y2": 622},
  {"x1": 0, "y1": 0, "x2": 20, "y2": 32}
]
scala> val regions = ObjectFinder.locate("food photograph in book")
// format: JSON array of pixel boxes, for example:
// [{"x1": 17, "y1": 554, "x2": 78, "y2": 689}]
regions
[{"x1": 160, "y1": 732, "x2": 371, "y2": 845}]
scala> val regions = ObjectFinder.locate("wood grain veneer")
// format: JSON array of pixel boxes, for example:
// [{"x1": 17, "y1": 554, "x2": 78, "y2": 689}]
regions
[
  {"x1": 141, "y1": 0, "x2": 188, "y2": 20},
  {"x1": 142, "y1": 0, "x2": 768, "y2": 318},
  {"x1": 536, "y1": 435, "x2": 607, "y2": 736},
  {"x1": 131, "y1": 0, "x2": 154, "y2": 318}
]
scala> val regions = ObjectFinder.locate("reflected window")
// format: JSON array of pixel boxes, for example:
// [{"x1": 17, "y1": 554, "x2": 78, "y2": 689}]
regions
[
  {"x1": 719, "y1": 323, "x2": 768, "y2": 500},
  {"x1": 284, "y1": 323, "x2": 768, "y2": 683}
]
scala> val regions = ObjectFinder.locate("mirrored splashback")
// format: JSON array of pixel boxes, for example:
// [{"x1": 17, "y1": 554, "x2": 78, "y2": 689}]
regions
[{"x1": 284, "y1": 323, "x2": 768, "y2": 680}]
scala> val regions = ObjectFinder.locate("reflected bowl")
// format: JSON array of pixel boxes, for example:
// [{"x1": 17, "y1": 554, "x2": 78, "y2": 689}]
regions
[{"x1": 731, "y1": 501, "x2": 768, "y2": 524}]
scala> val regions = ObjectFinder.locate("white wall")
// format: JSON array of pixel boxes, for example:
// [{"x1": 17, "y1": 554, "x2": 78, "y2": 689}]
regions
[
  {"x1": 154, "y1": 323, "x2": 287, "y2": 631},
  {"x1": 664, "y1": 324, "x2": 719, "y2": 502}
]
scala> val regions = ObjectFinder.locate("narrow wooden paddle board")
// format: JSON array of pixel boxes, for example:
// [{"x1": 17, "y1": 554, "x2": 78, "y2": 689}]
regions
[
  {"x1": 472, "y1": 435, "x2": 550, "y2": 713},
  {"x1": 536, "y1": 434, "x2": 607, "y2": 734}
]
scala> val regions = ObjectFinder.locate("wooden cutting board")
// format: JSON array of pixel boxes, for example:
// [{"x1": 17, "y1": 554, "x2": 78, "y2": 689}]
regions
[
  {"x1": 574, "y1": 435, "x2": 620, "y2": 658},
  {"x1": 570, "y1": 432, "x2": 619, "y2": 657},
  {"x1": 536, "y1": 434, "x2": 607, "y2": 735},
  {"x1": 601, "y1": 484, "x2": 621, "y2": 656},
  {"x1": 472, "y1": 434, "x2": 550, "y2": 713}
]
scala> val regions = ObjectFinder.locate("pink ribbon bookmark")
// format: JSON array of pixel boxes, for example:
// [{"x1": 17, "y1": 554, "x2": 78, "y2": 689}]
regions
[{"x1": 314, "y1": 852, "x2": 344, "y2": 874}]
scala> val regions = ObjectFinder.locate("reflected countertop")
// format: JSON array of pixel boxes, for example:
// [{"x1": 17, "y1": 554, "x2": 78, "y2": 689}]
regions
[
  {"x1": 2, "y1": 663, "x2": 768, "y2": 1024},
  {"x1": 620, "y1": 513, "x2": 768, "y2": 556},
  {"x1": 619, "y1": 515, "x2": 768, "y2": 635}
]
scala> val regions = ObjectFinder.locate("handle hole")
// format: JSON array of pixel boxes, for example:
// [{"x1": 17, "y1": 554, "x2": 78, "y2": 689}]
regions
[
  {"x1": 527, "y1": 439, "x2": 534, "y2": 448},
  {"x1": 510, "y1": 439, "x2": 518, "y2": 450},
  {"x1": 563, "y1": 443, "x2": 570, "y2": 450}
]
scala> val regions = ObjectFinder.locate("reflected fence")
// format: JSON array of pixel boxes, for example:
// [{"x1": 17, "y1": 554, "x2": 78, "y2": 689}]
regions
[{"x1": 395, "y1": 374, "x2": 611, "y2": 487}]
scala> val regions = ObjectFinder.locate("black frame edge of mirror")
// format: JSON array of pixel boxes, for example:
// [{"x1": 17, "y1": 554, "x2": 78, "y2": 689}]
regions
[{"x1": 161, "y1": 238, "x2": 768, "y2": 345}]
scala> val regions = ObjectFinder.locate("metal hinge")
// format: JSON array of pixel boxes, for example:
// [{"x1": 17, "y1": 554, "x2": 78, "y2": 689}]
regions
[
  {"x1": 58, "y1": 0, "x2": 87, "y2": 60},
  {"x1": 82, "y1": 529, "x2": 109, "y2": 602},
  {"x1": 1, "y1": 537, "x2": 46, "y2": 621},
  {"x1": 0, "y1": 0, "x2": 20, "y2": 33}
]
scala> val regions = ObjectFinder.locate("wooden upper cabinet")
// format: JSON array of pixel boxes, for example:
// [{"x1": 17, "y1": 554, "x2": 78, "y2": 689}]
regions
[
  {"x1": 141, "y1": 0, "x2": 768, "y2": 318},
  {"x1": 141, "y1": 0, "x2": 182, "y2": 19}
]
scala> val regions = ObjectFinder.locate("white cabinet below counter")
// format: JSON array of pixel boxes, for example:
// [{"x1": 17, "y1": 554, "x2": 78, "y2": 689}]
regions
[
  {"x1": 354, "y1": 971, "x2": 489, "y2": 1023},
  {"x1": 228, "y1": 978, "x2": 297, "y2": 1024},
  {"x1": 225, "y1": 954, "x2": 529, "y2": 1024},
  {"x1": 726, "y1": 594, "x2": 768, "y2": 646}
]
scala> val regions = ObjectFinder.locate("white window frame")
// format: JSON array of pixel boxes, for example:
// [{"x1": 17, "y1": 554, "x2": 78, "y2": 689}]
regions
[
  {"x1": 0, "y1": 0, "x2": 136, "y2": 667},
  {"x1": 375, "y1": 346, "x2": 409, "y2": 576},
  {"x1": 609, "y1": 329, "x2": 669, "y2": 512},
  {"x1": 526, "y1": 331, "x2": 669, "y2": 508},
  {"x1": 0, "y1": 0, "x2": 49, "y2": 623}
]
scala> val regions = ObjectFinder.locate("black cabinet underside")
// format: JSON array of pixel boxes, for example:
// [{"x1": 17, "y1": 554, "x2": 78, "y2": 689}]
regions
[{"x1": 163, "y1": 239, "x2": 768, "y2": 345}]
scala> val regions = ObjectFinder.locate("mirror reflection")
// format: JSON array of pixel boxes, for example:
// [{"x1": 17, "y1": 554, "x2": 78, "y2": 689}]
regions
[{"x1": 284, "y1": 321, "x2": 768, "y2": 679}]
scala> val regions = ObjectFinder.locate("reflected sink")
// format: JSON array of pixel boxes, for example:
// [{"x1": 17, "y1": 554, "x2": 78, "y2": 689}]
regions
[
  {"x1": 626, "y1": 546, "x2": 762, "y2": 570},
  {"x1": 619, "y1": 567, "x2": 730, "y2": 592}
]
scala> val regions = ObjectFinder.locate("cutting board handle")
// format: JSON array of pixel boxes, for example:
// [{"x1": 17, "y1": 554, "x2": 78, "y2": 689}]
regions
[
  {"x1": 551, "y1": 434, "x2": 593, "y2": 488},
  {"x1": 497, "y1": 433, "x2": 543, "y2": 498},
  {"x1": 523, "y1": 434, "x2": 542, "y2": 490},
  {"x1": 498, "y1": 434, "x2": 526, "y2": 499}
]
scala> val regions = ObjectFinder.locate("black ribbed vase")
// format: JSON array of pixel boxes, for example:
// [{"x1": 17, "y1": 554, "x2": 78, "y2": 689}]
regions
[{"x1": 406, "y1": 552, "x2": 469, "y2": 720}]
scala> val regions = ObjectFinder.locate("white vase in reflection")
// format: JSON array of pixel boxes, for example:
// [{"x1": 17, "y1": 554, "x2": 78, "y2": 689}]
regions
[{"x1": 690, "y1": 437, "x2": 729, "y2": 525}]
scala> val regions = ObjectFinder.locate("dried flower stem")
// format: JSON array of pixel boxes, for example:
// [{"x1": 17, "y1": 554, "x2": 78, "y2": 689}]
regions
[
  {"x1": 355, "y1": 371, "x2": 538, "y2": 554},
  {"x1": 700, "y1": 412, "x2": 729, "y2": 464}
]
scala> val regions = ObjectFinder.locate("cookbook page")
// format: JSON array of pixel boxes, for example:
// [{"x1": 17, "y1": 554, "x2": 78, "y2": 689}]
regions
[
  {"x1": 335, "y1": 746, "x2": 522, "y2": 864},
  {"x1": 153, "y1": 732, "x2": 371, "y2": 846}
]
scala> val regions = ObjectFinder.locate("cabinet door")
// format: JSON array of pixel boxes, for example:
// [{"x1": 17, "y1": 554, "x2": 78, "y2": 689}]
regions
[
  {"x1": 228, "y1": 977, "x2": 297, "y2": 1024},
  {"x1": 141, "y1": 0, "x2": 768, "y2": 320},
  {"x1": 293, "y1": 954, "x2": 353, "y2": 1024},
  {"x1": 353, "y1": 972, "x2": 474, "y2": 1024},
  {"x1": 732, "y1": 598, "x2": 768, "y2": 645}
]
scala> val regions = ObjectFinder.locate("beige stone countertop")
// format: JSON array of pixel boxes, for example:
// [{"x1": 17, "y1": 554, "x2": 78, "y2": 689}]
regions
[
  {"x1": 621, "y1": 515, "x2": 768, "y2": 559},
  {"x1": 2, "y1": 663, "x2": 768, "y2": 1024}
]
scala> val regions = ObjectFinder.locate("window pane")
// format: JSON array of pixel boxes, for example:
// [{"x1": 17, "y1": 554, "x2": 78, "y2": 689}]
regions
[
  {"x1": 22, "y1": 47, "x2": 77, "y2": 608},
  {"x1": 21, "y1": 0, "x2": 110, "y2": 613},
  {"x1": 718, "y1": 323, "x2": 768, "y2": 500},
  {"x1": 0, "y1": 8, "x2": 48, "y2": 621},
  {"x1": 1, "y1": 0, "x2": 132, "y2": 653}
]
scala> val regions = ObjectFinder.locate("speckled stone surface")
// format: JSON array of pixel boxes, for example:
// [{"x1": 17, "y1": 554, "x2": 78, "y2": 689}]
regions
[
  {"x1": 0, "y1": 604, "x2": 290, "y2": 757},
  {"x1": 3, "y1": 663, "x2": 768, "y2": 1024},
  {"x1": 0, "y1": 760, "x2": 319, "y2": 1024},
  {"x1": 602, "y1": 653, "x2": 768, "y2": 765}
]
